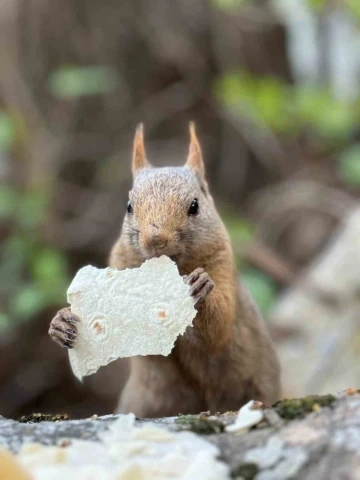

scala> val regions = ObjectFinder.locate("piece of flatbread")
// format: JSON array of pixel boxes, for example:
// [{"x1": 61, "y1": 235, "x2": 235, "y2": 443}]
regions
[{"x1": 67, "y1": 256, "x2": 196, "y2": 380}]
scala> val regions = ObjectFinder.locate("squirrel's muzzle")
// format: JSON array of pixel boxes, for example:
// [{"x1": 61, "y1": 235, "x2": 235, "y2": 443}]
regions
[{"x1": 141, "y1": 224, "x2": 169, "y2": 254}]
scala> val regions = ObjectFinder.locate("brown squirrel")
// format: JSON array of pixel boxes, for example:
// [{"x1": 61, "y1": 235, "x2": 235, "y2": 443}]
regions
[{"x1": 49, "y1": 123, "x2": 281, "y2": 417}]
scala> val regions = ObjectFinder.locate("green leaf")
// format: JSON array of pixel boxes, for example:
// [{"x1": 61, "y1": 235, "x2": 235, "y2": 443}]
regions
[
  {"x1": 222, "y1": 213, "x2": 254, "y2": 245},
  {"x1": 211, "y1": 0, "x2": 248, "y2": 11},
  {"x1": 216, "y1": 71, "x2": 356, "y2": 142},
  {"x1": 0, "y1": 112, "x2": 15, "y2": 151},
  {"x1": 16, "y1": 190, "x2": 48, "y2": 229},
  {"x1": 0, "y1": 312, "x2": 10, "y2": 329},
  {"x1": 10, "y1": 284, "x2": 46, "y2": 321},
  {"x1": 241, "y1": 267, "x2": 278, "y2": 317},
  {"x1": 48, "y1": 65, "x2": 119, "y2": 98},
  {"x1": 0, "y1": 236, "x2": 35, "y2": 295},
  {"x1": 0, "y1": 186, "x2": 19, "y2": 219},
  {"x1": 2, "y1": 235, "x2": 34, "y2": 264},
  {"x1": 292, "y1": 87, "x2": 355, "y2": 141},
  {"x1": 216, "y1": 72, "x2": 292, "y2": 133},
  {"x1": 0, "y1": 260, "x2": 24, "y2": 296},
  {"x1": 306, "y1": 0, "x2": 327, "y2": 11},
  {"x1": 344, "y1": 0, "x2": 360, "y2": 19},
  {"x1": 30, "y1": 247, "x2": 69, "y2": 302},
  {"x1": 337, "y1": 144, "x2": 360, "y2": 187}
]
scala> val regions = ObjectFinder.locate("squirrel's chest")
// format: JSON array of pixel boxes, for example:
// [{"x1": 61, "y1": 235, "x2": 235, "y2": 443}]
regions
[{"x1": 173, "y1": 335, "x2": 233, "y2": 386}]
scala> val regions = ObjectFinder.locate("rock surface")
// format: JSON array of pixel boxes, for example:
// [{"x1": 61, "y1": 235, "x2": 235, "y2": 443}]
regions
[
  {"x1": 1, "y1": 392, "x2": 360, "y2": 479},
  {"x1": 271, "y1": 208, "x2": 360, "y2": 398}
]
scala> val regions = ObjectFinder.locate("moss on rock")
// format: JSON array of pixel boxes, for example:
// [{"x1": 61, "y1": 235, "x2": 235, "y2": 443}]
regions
[
  {"x1": 18, "y1": 413, "x2": 68, "y2": 424},
  {"x1": 175, "y1": 414, "x2": 225, "y2": 435},
  {"x1": 273, "y1": 394, "x2": 336, "y2": 420},
  {"x1": 231, "y1": 462, "x2": 259, "y2": 479}
]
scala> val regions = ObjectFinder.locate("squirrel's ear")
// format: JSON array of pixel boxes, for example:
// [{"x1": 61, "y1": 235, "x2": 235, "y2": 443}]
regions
[
  {"x1": 132, "y1": 123, "x2": 151, "y2": 175},
  {"x1": 186, "y1": 122, "x2": 205, "y2": 180}
]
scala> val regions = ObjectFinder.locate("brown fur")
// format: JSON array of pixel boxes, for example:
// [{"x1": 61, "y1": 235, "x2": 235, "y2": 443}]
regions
[
  {"x1": 110, "y1": 125, "x2": 281, "y2": 417},
  {"x1": 49, "y1": 124, "x2": 281, "y2": 417}
]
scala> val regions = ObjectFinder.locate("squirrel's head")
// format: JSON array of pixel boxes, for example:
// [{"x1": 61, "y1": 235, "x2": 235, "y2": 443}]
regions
[{"x1": 124, "y1": 123, "x2": 221, "y2": 262}]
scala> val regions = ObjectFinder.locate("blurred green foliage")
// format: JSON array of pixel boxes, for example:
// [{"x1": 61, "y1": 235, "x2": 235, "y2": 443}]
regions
[
  {"x1": 211, "y1": 0, "x2": 249, "y2": 11},
  {"x1": 346, "y1": 0, "x2": 360, "y2": 18},
  {"x1": 0, "y1": 112, "x2": 15, "y2": 151},
  {"x1": 212, "y1": 0, "x2": 360, "y2": 19},
  {"x1": 222, "y1": 212, "x2": 278, "y2": 317},
  {"x1": 48, "y1": 65, "x2": 119, "y2": 99},
  {"x1": 0, "y1": 185, "x2": 70, "y2": 328},
  {"x1": 216, "y1": 72, "x2": 357, "y2": 144},
  {"x1": 217, "y1": 58, "x2": 360, "y2": 316},
  {"x1": 221, "y1": 209, "x2": 254, "y2": 246},
  {"x1": 241, "y1": 267, "x2": 278, "y2": 317},
  {"x1": 307, "y1": 0, "x2": 360, "y2": 19},
  {"x1": 337, "y1": 144, "x2": 360, "y2": 187},
  {"x1": 0, "y1": 111, "x2": 70, "y2": 329}
]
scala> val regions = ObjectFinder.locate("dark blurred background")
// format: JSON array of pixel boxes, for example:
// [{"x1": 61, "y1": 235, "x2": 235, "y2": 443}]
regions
[{"x1": 0, "y1": 0, "x2": 360, "y2": 419}]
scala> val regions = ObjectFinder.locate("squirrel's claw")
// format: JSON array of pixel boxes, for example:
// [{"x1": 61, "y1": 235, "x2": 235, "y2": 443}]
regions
[
  {"x1": 49, "y1": 307, "x2": 79, "y2": 349},
  {"x1": 184, "y1": 268, "x2": 214, "y2": 307}
]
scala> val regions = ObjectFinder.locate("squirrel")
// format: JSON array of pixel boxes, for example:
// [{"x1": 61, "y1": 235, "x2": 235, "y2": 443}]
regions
[{"x1": 49, "y1": 123, "x2": 281, "y2": 418}]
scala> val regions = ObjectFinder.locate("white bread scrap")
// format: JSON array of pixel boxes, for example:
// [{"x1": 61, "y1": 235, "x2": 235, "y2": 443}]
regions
[
  {"x1": 225, "y1": 400, "x2": 264, "y2": 433},
  {"x1": 67, "y1": 256, "x2": 196, "y2": 380}
]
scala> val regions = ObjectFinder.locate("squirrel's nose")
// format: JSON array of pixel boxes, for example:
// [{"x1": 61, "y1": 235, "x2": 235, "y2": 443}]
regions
[
  {"x1": 154, "y1": 237, "x2": 168, "y2": 249},
  {"x1": 147, "y1": 235, "x2": 168, "y2": 250},
  {"x1": 145, "y1": 224, "x2": 168, "y2": 250}
]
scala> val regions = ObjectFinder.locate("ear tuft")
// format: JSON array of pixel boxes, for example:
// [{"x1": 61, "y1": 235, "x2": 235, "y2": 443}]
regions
[
  {"x1": 186, "y1": 122, "x2": 205, "y2": 179},
  {"x1": 132, "y1": 123, "x2": 151, "y2": 175}
]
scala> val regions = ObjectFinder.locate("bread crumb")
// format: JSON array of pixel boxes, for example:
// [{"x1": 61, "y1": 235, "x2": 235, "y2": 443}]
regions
[{"x1": 225, "y1": 400, "x2": 264, "y2": 434}]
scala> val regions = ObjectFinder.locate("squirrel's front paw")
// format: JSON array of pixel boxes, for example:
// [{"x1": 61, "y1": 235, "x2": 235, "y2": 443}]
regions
[
  {"x1": 184, "y1": 268, "x2": 214, "y2": 307},
  {"x1": 49, "y1": 307, "x2": 79, "y2": 349}
]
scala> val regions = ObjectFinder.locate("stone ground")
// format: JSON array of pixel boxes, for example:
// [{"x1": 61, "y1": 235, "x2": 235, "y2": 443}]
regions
[{"x1": 1, "y1": 391, "x2": 360, "y2": 479}]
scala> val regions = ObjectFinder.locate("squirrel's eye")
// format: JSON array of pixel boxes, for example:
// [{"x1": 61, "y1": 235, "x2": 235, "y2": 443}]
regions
[
  {"x1": 188, "y1": 198, "x2": 199, "y2": 216},
  {"x1": 127, "y1": 200, "x2": 133, "y2": 214}
]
